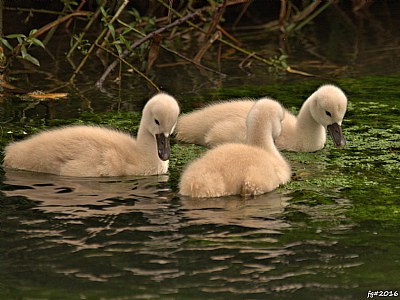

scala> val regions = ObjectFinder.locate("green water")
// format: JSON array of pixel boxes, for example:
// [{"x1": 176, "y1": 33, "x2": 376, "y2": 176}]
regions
[
  {"x1": 1, "y1": 1, "x2": 400, "y2": 297},
  {"x1": 0, "y1": 74, "x2": 399, "y2": 299}
]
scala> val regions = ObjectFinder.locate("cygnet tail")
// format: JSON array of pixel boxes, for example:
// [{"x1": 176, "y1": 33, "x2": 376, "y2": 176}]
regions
[{"x1": 179, "y1": 172, "x2": 227, "y2": 198}]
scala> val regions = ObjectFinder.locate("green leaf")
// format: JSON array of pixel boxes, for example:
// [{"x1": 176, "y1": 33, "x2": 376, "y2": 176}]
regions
[
  {"x1": 114, "y1": 43, "x2": 122, "y2": 55},
  {"x1": 108, "y1": 23, "x2": 115, "y2": 40},
  {"x1": 20, "y1": 45, "x2": 28, "y2": 58},
  {"x1": 148, "y1": 18, "x2": 156, "y2": 27},
  {"x1": 23, "y1": 53, "x2": 40, "y2": 66},
  {"x1": 6, "y1": 33, "x2": 25, "y2": 39},
  {"x1": 119, "y1": 35, "x2": 130, "y2": 49},
  {"x1": 121, "y1": 27, "x2": 132, "y2": 36},
  {"x1": 0, "y1": 38, "x2": 13, "y2": 51},
  {"x1": 30, "y1": 37, "x2": 45, "y2": 49},
  {"x1": 100, "y1": 6, "x2": 108, "y2": 17},
  {"x1": 129, "y1": 8, "x2": 141, "y2": 20},
  {"x1": 29, "y1": 29, "x2": 38, "y2": 36}
]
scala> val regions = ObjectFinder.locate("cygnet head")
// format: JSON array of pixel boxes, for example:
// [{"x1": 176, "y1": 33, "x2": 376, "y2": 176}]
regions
[
  {"x1": 246, "y1": 98, "x2": 284, "y2": 146},
  {"x1": 142, "y1": 93, "x2": 180, "y2": 161},
  {"x1": 308, "y1": 84, "x2": 348, "y2": 148}
]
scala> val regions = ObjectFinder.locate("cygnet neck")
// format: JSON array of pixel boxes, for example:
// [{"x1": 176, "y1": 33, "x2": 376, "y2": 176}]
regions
[
  {"x1": 136, "y1": 115, "x2": 159, "y2": 158},
  {"x1": 297, "y1": 96, "x2": 323, "y2": 132},
  {"x1": 246, "y1": 117, "x2": 276, "y2": 152}
]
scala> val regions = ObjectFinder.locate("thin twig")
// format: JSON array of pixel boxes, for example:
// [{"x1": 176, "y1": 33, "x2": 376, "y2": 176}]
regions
[
  {"x1": 116, "y1": 19, "x2": 226, "y2": 76},
  {"x1": 70, "y1": 0, "x2": 128, "y2": 82},
  {"x1": 11, "y1": 11, "x2": 90, "y2": 56},
  {"x1": 159, "y1": 1, "x2": 314, "y2": 76},
  {"x1": 293, "y1": 1, "x2": 332, "y2": 31},
  {"x1": 239, "y1": 52, "x2": 255, "y2": 70},
  {"x1": 164, "y1": 44, "x2": 227, "y2": 77},
  {"x1": 32, "y1": 11, "x2": 90, "y2": 38},
  {"x1": 279, "y1": 0, "x2": 287, "y2": 28},
  {"x1": 43, "y1": 4, "x2": 69, "y2": 45},
  {"x1": 292, "y1": 0, "x2": 321, "y2": 23},
  {"x1": 0, "y1": 0, "x2": 3, "y2": 37},
  {"x1": 216, "y1": 24, "x2": 241, "y2": 46},
  {"x1": 206, "y1": 0, "x2": 227, "y2": 37},
  {"x1": 232, "y1": 0, "x2": 252, "y2": 29},
  {"x1": 95, "y1": 42, "x2": 160, "y2": 92},
  {"x1": 67, "y1": 0, "x2": 107, "y2": 58},
  {"x1": 95, "y1": 10, "x2": 199, "y2": 88},
  {"x1": 4, "y1": 7, "x2": 68, "y2": 15},
  {"x1": 65, "y1": 0, "x2": 87, "y2": 29},
  {"x1": 194, "y1": 31, "x2": 221, "y2": 64}
]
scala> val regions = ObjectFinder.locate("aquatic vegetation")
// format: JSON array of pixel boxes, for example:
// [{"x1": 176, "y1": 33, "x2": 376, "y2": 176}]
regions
[
  {"x1": 1, "y1": 111, "x2": 140, "y2": 139},
  {"x1": 210, "y1": 76, "x2": 400, "y2": 226},
  {"x1": 169, "y1": 143, "x2": 206, "y2": 172},
  {"x1": 171, "y1": 85, "x2": 399, "y2": 226},
  {"x1": 169, "y1": 143, "x2": 207, "y2": 191},
  {"x1": 0, "y1": 75, "x2": 399, "y2": 300},
  {"x1": 1, "y1": 75, "x2": 399, "y2": 225}
]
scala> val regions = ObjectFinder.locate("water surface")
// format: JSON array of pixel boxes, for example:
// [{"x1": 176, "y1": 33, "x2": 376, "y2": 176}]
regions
[
  {"x1": 1, "y1": 5, "x2": 400, "y2": 298},
  {"x1": 1, "y1": 77, "x2": 399, "y2": 299}
]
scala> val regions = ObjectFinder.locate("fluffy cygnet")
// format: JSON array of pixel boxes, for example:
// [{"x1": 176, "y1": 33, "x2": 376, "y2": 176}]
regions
[
  {"x1": 3, "y1": 93, "x2": 180, "y2": 177},
  {"x1": 176, "y1": 84, "x2": 348, "y2": 152},
  {"x1": 179, "y1": 99, "x2": 291, "y2": 198}
]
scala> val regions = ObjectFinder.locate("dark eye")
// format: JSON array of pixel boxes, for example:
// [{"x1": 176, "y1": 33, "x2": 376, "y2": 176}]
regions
[
  {"x1": 325, "y1": 111, "x2": 332, "y2": 117},
  {"x1": 155, "y1": 119, "x2": 160, "y2": 125}
]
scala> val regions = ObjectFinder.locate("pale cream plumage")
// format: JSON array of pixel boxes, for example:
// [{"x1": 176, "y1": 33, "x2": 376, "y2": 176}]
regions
[
  {"x1": 3, "y1": 93, "x2": 180, "y2": 177},
  {"x1": 176, "y1": 84, "x2": 348, "y2": 152},
  {"x1": 179, "y1": 99, "x2": 291, "y2": 198}
]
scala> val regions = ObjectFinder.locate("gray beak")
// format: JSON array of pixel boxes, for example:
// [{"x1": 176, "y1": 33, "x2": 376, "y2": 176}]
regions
[
  {"x1": 327, "y1": 123, "x2": 346, "y2": 149},
  {"x1": 155, "y1": 133, "x2": 170, "y2": 161}
]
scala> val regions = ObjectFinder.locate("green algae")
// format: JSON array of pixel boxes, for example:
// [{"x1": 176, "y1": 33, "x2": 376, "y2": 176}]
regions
[
  {"x1": 1, "y1": 75, "x2": 399, "y2": 225},
  {"x1": 206, "y1": 75, "x2": 400, "y2": 225},
  {"x1": 169, "y1": 143, "x2": 207, "y2": 190}
]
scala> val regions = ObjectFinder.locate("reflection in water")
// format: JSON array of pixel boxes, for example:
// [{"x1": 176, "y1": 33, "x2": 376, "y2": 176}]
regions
[
  {"x1": 1, "y1": 3, "x2": 400, "y2": 296},
  {"x1": 0, "y1": 170, "x2": 381, "y2": 299},
  {"x1": 3, "y1": 169, "x2": 171, "y2": 217},
  {"x1": 179, "y1": 191, "x2": 291, "y2": 230},
  {"x1": 3, "y1": 169, "x2": 293, "y2": 231}
]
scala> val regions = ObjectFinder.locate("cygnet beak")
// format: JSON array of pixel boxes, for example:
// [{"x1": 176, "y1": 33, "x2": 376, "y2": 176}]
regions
[
  {"x1": 327, "y1": 123, "x2": 346, "y2": 149},
  {"x1": 156, "y1": 133, "x2": 170, "y2": 161}
]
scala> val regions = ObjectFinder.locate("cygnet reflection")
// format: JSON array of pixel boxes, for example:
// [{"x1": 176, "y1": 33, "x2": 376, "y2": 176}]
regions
[
  {"x1": 179, "y1": 191, "x2": 292, "y2": 230},
  {"x1": 2, "y1": 169, "x2": 171, "y2": 218}
]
